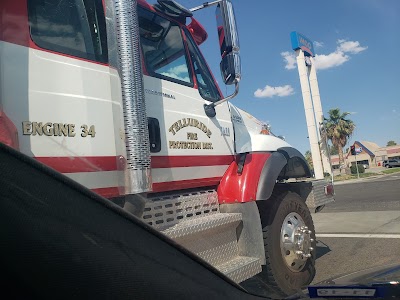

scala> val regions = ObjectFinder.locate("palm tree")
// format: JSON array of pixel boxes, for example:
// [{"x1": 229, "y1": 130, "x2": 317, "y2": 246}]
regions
[
  {"x1": 304, "y1": 150, "x2": 313, "y2": 171},
  {"x1": 323, "y1": 108, "x2": 355, "y2": 172}
]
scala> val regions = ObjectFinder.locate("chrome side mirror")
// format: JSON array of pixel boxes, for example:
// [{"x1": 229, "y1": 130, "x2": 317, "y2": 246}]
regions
[
  {"x1": 204, "y1": 0, "x2": 241, "y2": 117},
  {"x1": 216, "y1": 0, "x2": 240, "y2": 85}
]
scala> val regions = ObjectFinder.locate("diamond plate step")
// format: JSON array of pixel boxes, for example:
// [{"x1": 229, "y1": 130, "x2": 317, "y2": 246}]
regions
[
  {"x1": 216, "y1": 256, "x2": 262, "y2": 283},
  {"x1": 162, "y1": 213, "x2": 242, "y2": 239},
  {"x1": 161, "y1": 213, "x2": 242, "y2": 266}
]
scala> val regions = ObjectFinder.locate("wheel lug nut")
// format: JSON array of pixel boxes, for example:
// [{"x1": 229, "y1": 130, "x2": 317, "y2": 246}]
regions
[
  {"x1": 310, "y1": 238, "x2": 314, "y2": 242},
  {"x1": 296, "y1": 251, "x2": 303, "y2": 255},
  {"x1": 308, "y1": 230, "x2": 312, "y2": 234},
  {"x1": 304, "y1": 254, "x2": 311, "y2": 258},
  {"x1": 309, "y1": 247, "x2": 314, "y2": 251}
]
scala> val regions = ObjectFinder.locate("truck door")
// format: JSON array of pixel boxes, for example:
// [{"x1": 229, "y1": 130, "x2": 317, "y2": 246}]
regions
[
  {"x1": 138, "y1": 7, "x2": 235, "y2": 192},
  {"x1": 1, "y1": 0, "x2": 125, "y2": 198}
]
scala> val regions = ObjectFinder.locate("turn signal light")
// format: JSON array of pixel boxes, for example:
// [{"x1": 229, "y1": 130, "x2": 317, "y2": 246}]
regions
[{"x1": 260, "y1": 124, "x2": 270, "y2": 135}]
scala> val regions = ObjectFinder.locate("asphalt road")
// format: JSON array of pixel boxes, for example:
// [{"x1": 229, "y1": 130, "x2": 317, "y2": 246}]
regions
[
  {"x1": 311, "y1": 174, "x2": 400, "y2": 284},
  {"x1": 323, "y1": 174, "x2": 400, "y2": 213}
]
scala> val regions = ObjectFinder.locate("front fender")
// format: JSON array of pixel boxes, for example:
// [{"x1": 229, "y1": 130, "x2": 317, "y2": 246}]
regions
[
  {"x1": 217, "y1": 152, "x2": 271, "y2": 204},
  {"x1": 277, "y1": 147, "x2": 312, "y2": 179},
  {"x1": 217, "y1": 148, "x2": 311, "y2": 204},
  {"x1": 256, "y1": 147, "x2": 312, "y2": 201}
]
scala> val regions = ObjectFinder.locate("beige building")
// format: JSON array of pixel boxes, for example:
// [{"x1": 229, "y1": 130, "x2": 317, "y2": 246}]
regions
[{"x1": 330, "y1": 141, "x2": 400, "y2": 169}]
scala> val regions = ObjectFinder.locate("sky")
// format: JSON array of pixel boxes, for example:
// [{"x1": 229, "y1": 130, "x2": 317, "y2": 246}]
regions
[{"x1": 149, "y1": 0, "x2": 400, "y2": 154}]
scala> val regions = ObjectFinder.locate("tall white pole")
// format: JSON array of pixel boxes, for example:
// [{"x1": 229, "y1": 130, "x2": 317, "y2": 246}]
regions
[
  {"x1": 296, "y1": 50, "x2": 324, "y2": 179},
  {"x1": 308, "y1": 56, "x2": 332, "y2": 175}
]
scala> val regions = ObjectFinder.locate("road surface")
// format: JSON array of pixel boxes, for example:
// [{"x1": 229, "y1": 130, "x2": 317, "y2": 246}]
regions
[{"x1": 312, "y1": 174, "x2": 400, "y2": 284}]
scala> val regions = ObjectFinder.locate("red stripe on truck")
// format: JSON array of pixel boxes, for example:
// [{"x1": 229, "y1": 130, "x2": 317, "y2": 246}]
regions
[
  {"x1": 91, "y1": 176, "x2": 223, "y2": 199},
  {"x1": 92, "y1": 177, "x2": 222, "y2": 198},
  {"x1": 35, "y1": 155, "x2": 234, "y2": 173},
  {"x1": 34, "y1": 155, "x2": 232, "y2": 196},
  {"x1": 151, "y1": 155, "x2": 234, "y2": 168},
  {"x1": 152, "y1": 177, "x2": 222, "y2": 193},
  {"x1": 92, "y1": 187, "x2": 121, "y2": 199},
  {"x1": 92, "y1": 177, "x2": 223, "y2": 199}
]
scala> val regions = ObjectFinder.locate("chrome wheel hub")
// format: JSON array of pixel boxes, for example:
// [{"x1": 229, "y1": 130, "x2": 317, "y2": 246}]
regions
[{"x1": 280, "y1": 212, "x2": 314, "y2": 272}]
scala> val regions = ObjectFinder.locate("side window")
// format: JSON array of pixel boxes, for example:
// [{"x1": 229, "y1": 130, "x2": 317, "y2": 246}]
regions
[
  {"x1": 28, "y1": 0, "x2": 108, "y2": 63},
  {"x1": 138, "y1": 8, "x2": 193, "y2": 86},
  {"x1": 184, "y1": 29, "x2": 221, "y2": 102}
]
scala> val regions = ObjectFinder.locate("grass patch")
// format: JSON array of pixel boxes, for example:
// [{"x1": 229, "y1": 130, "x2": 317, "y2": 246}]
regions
[
  {"x1": 382, "y1": 167, "x2": 400, "y2": 174},
  {"x1": 333, "y1": 174, "x2": 353, "y2": 181},
  {"x1": 358, "y1": 172, "x2": 379, "y2": 178},
  {"x1": 333, "y1": 172, "x2": 379, "y2": 181}
]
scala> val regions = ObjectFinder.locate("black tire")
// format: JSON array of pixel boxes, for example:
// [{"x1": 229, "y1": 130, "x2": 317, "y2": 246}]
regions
[{"x1": 255, "y1": 191, "x2": 316, "y2": 297}]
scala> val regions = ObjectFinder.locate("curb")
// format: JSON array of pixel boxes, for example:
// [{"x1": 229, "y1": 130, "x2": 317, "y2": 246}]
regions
[{"x1": 333, "y1": 172, "x2": 398, "y2": 185}]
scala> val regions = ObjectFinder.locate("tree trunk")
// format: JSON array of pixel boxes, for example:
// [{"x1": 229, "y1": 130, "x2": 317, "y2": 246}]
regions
[{"x1": 338, "y1": 145, "x2": 345, "y2": 174}]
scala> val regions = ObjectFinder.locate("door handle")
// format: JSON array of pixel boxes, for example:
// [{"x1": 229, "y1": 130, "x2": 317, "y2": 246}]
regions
[{"x1": 148, "y1": 117, "x2": 161, "y2": 153}]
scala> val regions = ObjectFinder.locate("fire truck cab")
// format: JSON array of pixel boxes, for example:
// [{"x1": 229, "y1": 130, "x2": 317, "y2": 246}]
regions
[{"x1": 0, "y1": 0, "x2": 334, "y2": 296}]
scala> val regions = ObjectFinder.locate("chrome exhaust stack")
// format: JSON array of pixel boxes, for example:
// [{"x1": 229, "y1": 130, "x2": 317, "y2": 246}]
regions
[{"x1": 105, "y1": 0, "x2": 152, "y2": 194}]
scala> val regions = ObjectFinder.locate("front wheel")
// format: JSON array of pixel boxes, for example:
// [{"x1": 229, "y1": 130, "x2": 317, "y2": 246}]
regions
[{"x1": 255, "y1": 191, "x2": 316, "y2": 297}]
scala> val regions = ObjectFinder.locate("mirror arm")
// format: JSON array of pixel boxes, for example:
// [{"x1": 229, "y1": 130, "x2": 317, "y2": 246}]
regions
[
  {"x1": 204, "y1": 82, "x2": 239, "y2": 118},
  {"x1": 190, "y1": 0, "x2": 221, "y2": 12},
  {"x1": 213, "y1": 81, "x2": 239, "y2": 106}
]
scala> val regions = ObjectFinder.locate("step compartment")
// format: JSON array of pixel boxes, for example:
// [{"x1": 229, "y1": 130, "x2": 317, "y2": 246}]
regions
[
  {"x1": 142, "y1": 190, "x2": 219, "y2": 229},
  {"x1": 161, "y1": 212, "x2": 262, "y2": 283},
  {"x1": 216, "y1": 256, "x2": 262, "y2": 284},
  {"x1": 162, "y1": 213, "x2": 241, "y2": 266},
  {"x1": 143, "y1": 189, "x2": 263, "y2": 283}
]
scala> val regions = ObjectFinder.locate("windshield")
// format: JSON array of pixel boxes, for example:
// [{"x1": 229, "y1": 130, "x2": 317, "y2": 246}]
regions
[{"x1": 2, "y1": 0, "x2": 400, "y2": 299}]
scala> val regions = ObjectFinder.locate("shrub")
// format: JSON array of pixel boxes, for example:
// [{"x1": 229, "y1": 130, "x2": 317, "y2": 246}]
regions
[{"x1": 350, "y1": 164, "x2": 365, "y2": 174}]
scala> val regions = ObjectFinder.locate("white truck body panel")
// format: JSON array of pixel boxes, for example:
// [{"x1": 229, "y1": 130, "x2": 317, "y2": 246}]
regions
[
  {"x1": 1, "y1": 41, "x2": 127, "y2": 193},
  {"x1": 1, "y1": 40, "x2": 238, "y2": 193},
  {"x1": 229, "y1": 103, "x2": 292, "y2": 153}
]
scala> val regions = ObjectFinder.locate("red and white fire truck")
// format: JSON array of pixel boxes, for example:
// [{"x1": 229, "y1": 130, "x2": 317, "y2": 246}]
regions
[{"x1": 0, "y1": 0, "x2": 334, "y2": 296}]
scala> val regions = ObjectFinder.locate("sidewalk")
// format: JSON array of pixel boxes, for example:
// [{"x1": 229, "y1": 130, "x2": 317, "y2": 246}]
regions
[
  {"x1": 333, "y1": 172, "x2": 399, "y2": 185},
  {"x1": 313, "y1": 210, "x2": 400, "y2": 234},
  {"x1": 333, "y1": 174, "x2": 383, "y2": 185}
]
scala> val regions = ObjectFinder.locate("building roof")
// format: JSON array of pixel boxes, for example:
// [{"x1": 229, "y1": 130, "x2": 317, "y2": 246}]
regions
[
  {"x1": 380, "y1": 144, "x2": 400, "y2": 150},
  {"x1": 329, "y1": 140, "x2": 399, "y2": 166},
  {"x1": 346, "y1": 141, "x2": 379, "y2": 158},
  {"x1": 360, "y1": 141, "x2": 380, "y2": 152}
]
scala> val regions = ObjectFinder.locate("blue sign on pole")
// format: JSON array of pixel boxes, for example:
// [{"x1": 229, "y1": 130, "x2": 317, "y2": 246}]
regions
[{"x1": 291, "y1": 31, "x2": 315, "y2": 57}]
